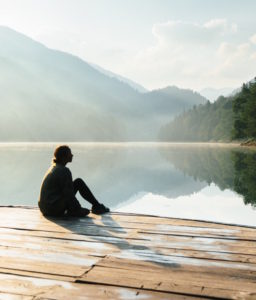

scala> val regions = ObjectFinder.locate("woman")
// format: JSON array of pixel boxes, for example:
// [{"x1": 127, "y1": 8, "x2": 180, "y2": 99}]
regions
[{"x1": 38, "y1": 145, "x2": 109, "y2": 217}]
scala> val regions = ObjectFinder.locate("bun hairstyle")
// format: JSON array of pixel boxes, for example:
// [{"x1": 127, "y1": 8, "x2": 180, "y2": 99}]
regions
[{"x1": 53, "y1": 145, "x2": 71, "y2": 163}]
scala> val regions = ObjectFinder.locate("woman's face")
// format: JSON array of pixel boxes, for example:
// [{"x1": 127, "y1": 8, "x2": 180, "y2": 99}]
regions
[{"x1": 66, "y1": 148, "x2": 74, "y2": 163}]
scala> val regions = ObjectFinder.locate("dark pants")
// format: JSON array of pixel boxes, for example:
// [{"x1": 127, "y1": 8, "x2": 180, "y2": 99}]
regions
[
  {"x1": 73, "y1": 178, "x2": 98, "y2": 206},
  {"x1": 39, "y1": 178, "x2": 98, "y2": 217}
]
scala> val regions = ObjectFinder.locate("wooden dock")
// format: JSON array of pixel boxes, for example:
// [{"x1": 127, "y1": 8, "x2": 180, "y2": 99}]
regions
[{"x1": 0, "y1": 207, "x2": 256, "y2": 299}]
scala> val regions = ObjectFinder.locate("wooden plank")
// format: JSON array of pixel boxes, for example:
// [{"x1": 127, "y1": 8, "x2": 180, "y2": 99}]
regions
[
  {"x1": 41, "y1": 282, "x2": 201, "y2": 300},
  {"x1": 2, "y1": 206, "x2": 256, "y2": 233},
  {"x1": 0, "y1": 256, "x2": 91, "y2": 277},
  {"x1": 136, "y1": 227, "x2": 256, "y2": 241},
  {"x1": 80, "y1": 265, "x2": 256, "y2": 299},
  {"x1": 0, "y1": 273, "x2": 200, "y2": 300},
  {"x1": 0, "y1": 267, "x2": 75, "y2": 282},
  {"x1": 2, "y1": 224, "x2": 255, "y2": 255},
  {"x1": 0, "y1": 226, "x2": 122, "y2": 244},
  {"x1": 0, "y1": 293, "x2": 33, "y2": 300},
  {"x1": 109, "y1": 213, "x2": 256, "y2": 231},
  {"x1": 1, "y1": 234, "x2": 256, "y2": 270},
  {"x1": 1, "y1": 214, "x2": 256, "y2": 252},
  {"x1": 2, "y1": 225, "x2": 256, "y2": 261},
  {"x1": 87, "y1": 216, "x2": 256, "y2": 240},
  {"x1": 0, "y1": 236, "x2": 102, "y2": 266},
  {"x1": 0, "y1": 232, "x2": 117, "y2": 257},
  {"x1": 2, "y1": 225, "x2": 256, "y2": 266},
  {"x1": 130, "y1": 232, "x2": 256, "y2": 255},
  {"x1": 150, "y1": 246, "x2": 256, "y2": 264},
  {"x1": 1, "y1": 215, "x2": 256, "y2": 264},
  {"x1": 95, "y1": 255, "x2": 256, "y2": 281},
  {"x1": 0, "y1": 218, "x2": 135, "y2": 238},
  {"x1": 0, "y1": 207, "x2": 256, "y2": 299},
  {"x1": 1, "y1": 207, "x2": 255, "y2": 241}
]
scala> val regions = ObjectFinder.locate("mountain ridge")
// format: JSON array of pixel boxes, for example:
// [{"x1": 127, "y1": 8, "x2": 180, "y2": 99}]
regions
[{"x1": 0, "y1": 26, "x2": 207, "y2": 141}]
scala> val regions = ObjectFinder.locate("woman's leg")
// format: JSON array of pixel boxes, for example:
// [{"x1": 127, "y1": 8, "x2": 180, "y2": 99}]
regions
[
  {"x1": 38, "y1": 199, "x2": 67, "y2": 217},
  {"x1": 73, "y1": 178, "x2": 99, "y2": 206}
]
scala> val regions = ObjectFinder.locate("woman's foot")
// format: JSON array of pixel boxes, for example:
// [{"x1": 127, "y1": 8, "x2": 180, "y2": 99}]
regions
[
  {"x1": 91, "y1": 203, "x2": 110, "y2": 215},
  {"x1": 67, "y1": 207, "x2": 90, "y2": 217}
]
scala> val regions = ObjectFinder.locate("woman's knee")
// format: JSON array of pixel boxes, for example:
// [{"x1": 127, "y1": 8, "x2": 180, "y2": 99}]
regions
[
  {"x1": 73, "y1": 178, "x2": 83, "y2": 184},
  {"x1": 73, "y1": 178, "x2": 84, "y2": 190}
]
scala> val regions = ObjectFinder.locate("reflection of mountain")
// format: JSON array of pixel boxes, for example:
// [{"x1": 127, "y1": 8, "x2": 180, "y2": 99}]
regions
[
  {"x1": 160, "y1": 145, "x2": 235, "y2": 190},
  {"x1": 78, "y1": 147, "x2": 207, "y2": 208},
  {"x1": 2, "y1": 144, "x2": 255, "y2": 208},
  {"x1": 0, "y1": 26, "x2": 206, "y2": 141},
  {"x1": 159, "y1": 144, "x2": 256, "y2": 206},
  {"x1": 0, "y1": 144, "x2": 206, "y2": 207}
]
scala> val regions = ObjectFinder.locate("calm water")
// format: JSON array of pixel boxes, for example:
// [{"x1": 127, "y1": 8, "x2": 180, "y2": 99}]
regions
[{"x1": 1, "y1": 142, "x2": 256, "y2": 226}]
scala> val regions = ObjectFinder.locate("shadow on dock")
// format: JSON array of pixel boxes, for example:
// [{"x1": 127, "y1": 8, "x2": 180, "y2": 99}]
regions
[{"x1": 44, "y1": 213, "x2": 181, "y2": 269}]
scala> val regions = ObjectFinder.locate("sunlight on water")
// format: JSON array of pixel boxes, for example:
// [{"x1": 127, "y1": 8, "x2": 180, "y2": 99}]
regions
[
  {"x1": 0, "y1": 142, "x2": 255, "y2": 226},
  {"x1": 115, "y1": 184, "x2": 256, "y2": 226}
]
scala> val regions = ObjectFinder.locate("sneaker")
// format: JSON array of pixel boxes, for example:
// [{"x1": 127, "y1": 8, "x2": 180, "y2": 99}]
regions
[
  {"x1": 91, "y1": 203, "x2": 110, "y2": 215},
  {"x1": 67, "y1": 207, "x2": 90, "y2": 217}
]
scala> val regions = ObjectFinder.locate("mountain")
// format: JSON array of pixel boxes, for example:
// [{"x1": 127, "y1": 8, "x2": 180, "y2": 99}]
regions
[
  {"x1": 199, "y1": 87, "x2": 235, "y2": 102},
  {"x1": 232, "y1": 80, "x2": 256, "y2": 140},
  {"x1": 0, "y1": 26, "x2": 207, "y2": 141},
  {"x1": 159, "y1": 96, "x2": 233, "y2": 142},
  {"x1": 90, "y1": 63, "x2": 148, "y2": 93},
  {"x1": 159, "y1": 78, "x2": 256, "y2": 142},
  {"x1": 144, "y1": 86, "x2": 206, "y2": 114}
]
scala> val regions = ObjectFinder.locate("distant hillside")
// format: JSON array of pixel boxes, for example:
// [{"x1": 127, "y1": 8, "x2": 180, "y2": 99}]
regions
[
  {"x1": 159, "y1": 97, "x2": 233, "y2": 142},
  {"x1": 159, "y1": 79, "x2": 256, "y2": 142},
  {"x1": 143, "y1": 86, "x2": 206, "y2": 115},
  {"x1": 0, "y1": 26, "x2": 206, "y2": 141}
]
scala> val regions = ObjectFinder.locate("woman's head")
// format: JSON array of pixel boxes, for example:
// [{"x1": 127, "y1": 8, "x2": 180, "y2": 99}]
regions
[{"x1": 53, "y1": 145, "x2": 73, "y2": 164}]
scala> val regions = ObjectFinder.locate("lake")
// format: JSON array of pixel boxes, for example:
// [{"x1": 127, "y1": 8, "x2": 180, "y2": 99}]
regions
[{"x1": 1, "y1": 142, "x2": 256, "y2": 227}]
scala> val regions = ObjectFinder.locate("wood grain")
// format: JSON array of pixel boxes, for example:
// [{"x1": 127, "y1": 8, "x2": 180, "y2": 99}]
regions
[{"x1": 0, "y1": 206, "x2": 255, "y2": 299}]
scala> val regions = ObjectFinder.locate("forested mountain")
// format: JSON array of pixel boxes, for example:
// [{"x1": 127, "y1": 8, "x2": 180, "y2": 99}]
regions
[
  {"x1": 159, "y1": 79, "x2": 256, "y2": 142},
  {"x1": 233, "y1": 80, "x2": 256, "y2": 139},
  {"x1": 159, "y1": 96, "x2": 233, "y2": 141},
  {"x1": 0, "y1": 26, "x2": 206, "y2": 141}
]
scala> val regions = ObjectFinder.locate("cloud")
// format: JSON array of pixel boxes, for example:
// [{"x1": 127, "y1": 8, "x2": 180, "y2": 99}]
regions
[
  {"x1": 127, "y1": 20, "x2": 256, "y2": 90},
  {"x1": 33, "y1": 19, "x2": 256, "y2": 91},
  {"x1": 250, "y1": 34, "x2": 256, "y2": 44},
  {"x1": 214, "y1": 42, "x2": 255, "y2": 79},
  {"x1": 152, "y1": 19, "x2": 236, "y2": 47}
]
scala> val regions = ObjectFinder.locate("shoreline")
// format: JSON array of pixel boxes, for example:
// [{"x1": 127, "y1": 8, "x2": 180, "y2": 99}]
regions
[
  {"x1": 240, "y1": 140, "x2": 256, "y2": 147},
  {"x1": 0, "y1": 141, "x2": 255, "y2": 150}
]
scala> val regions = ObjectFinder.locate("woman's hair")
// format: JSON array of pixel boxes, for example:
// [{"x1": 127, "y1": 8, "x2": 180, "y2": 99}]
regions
[{"x1": 53, "y1": 145, "x2": 71, "y2": 163}]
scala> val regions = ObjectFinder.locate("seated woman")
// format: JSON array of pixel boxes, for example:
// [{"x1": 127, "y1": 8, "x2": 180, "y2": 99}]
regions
[{"x1": 38, "y1": 145, "x2": 109, "y2": 217}]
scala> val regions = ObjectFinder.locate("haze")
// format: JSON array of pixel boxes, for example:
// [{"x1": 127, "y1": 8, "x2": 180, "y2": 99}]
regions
[{"x1": 0, "y1": 0, "x2": 256, "y2": 91}]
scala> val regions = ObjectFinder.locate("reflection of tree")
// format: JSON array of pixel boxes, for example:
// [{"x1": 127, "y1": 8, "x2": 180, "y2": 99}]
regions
[
  {"x1": 160, "y1": 146, "x2": 235, "y2": 190},
  {"x1": 232, "y1": 151, "x2": 256, "y2": 206},
  {"x1": 160, "y1": 145, "x2": 256, "y2": 207}
]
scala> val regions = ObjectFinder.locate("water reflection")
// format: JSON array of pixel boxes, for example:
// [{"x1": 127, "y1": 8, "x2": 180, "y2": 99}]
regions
[
  {"x1": 0, "y1": 143, "x2": 205, "y2": 207},
  {"x1": 233, "y1": 151, "x2": 256, "y2": 206},
  {"x1": 159, "y1": 144, "x2": 256, "y2": 207},
  {"x1": 0, "y1": 143, "x2": 255, "y2": 219}
]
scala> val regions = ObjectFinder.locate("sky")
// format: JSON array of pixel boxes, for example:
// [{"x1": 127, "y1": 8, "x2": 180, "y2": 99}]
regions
[{"x1": 0, "y1": 0, "x2": 256, "y2": 91}]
